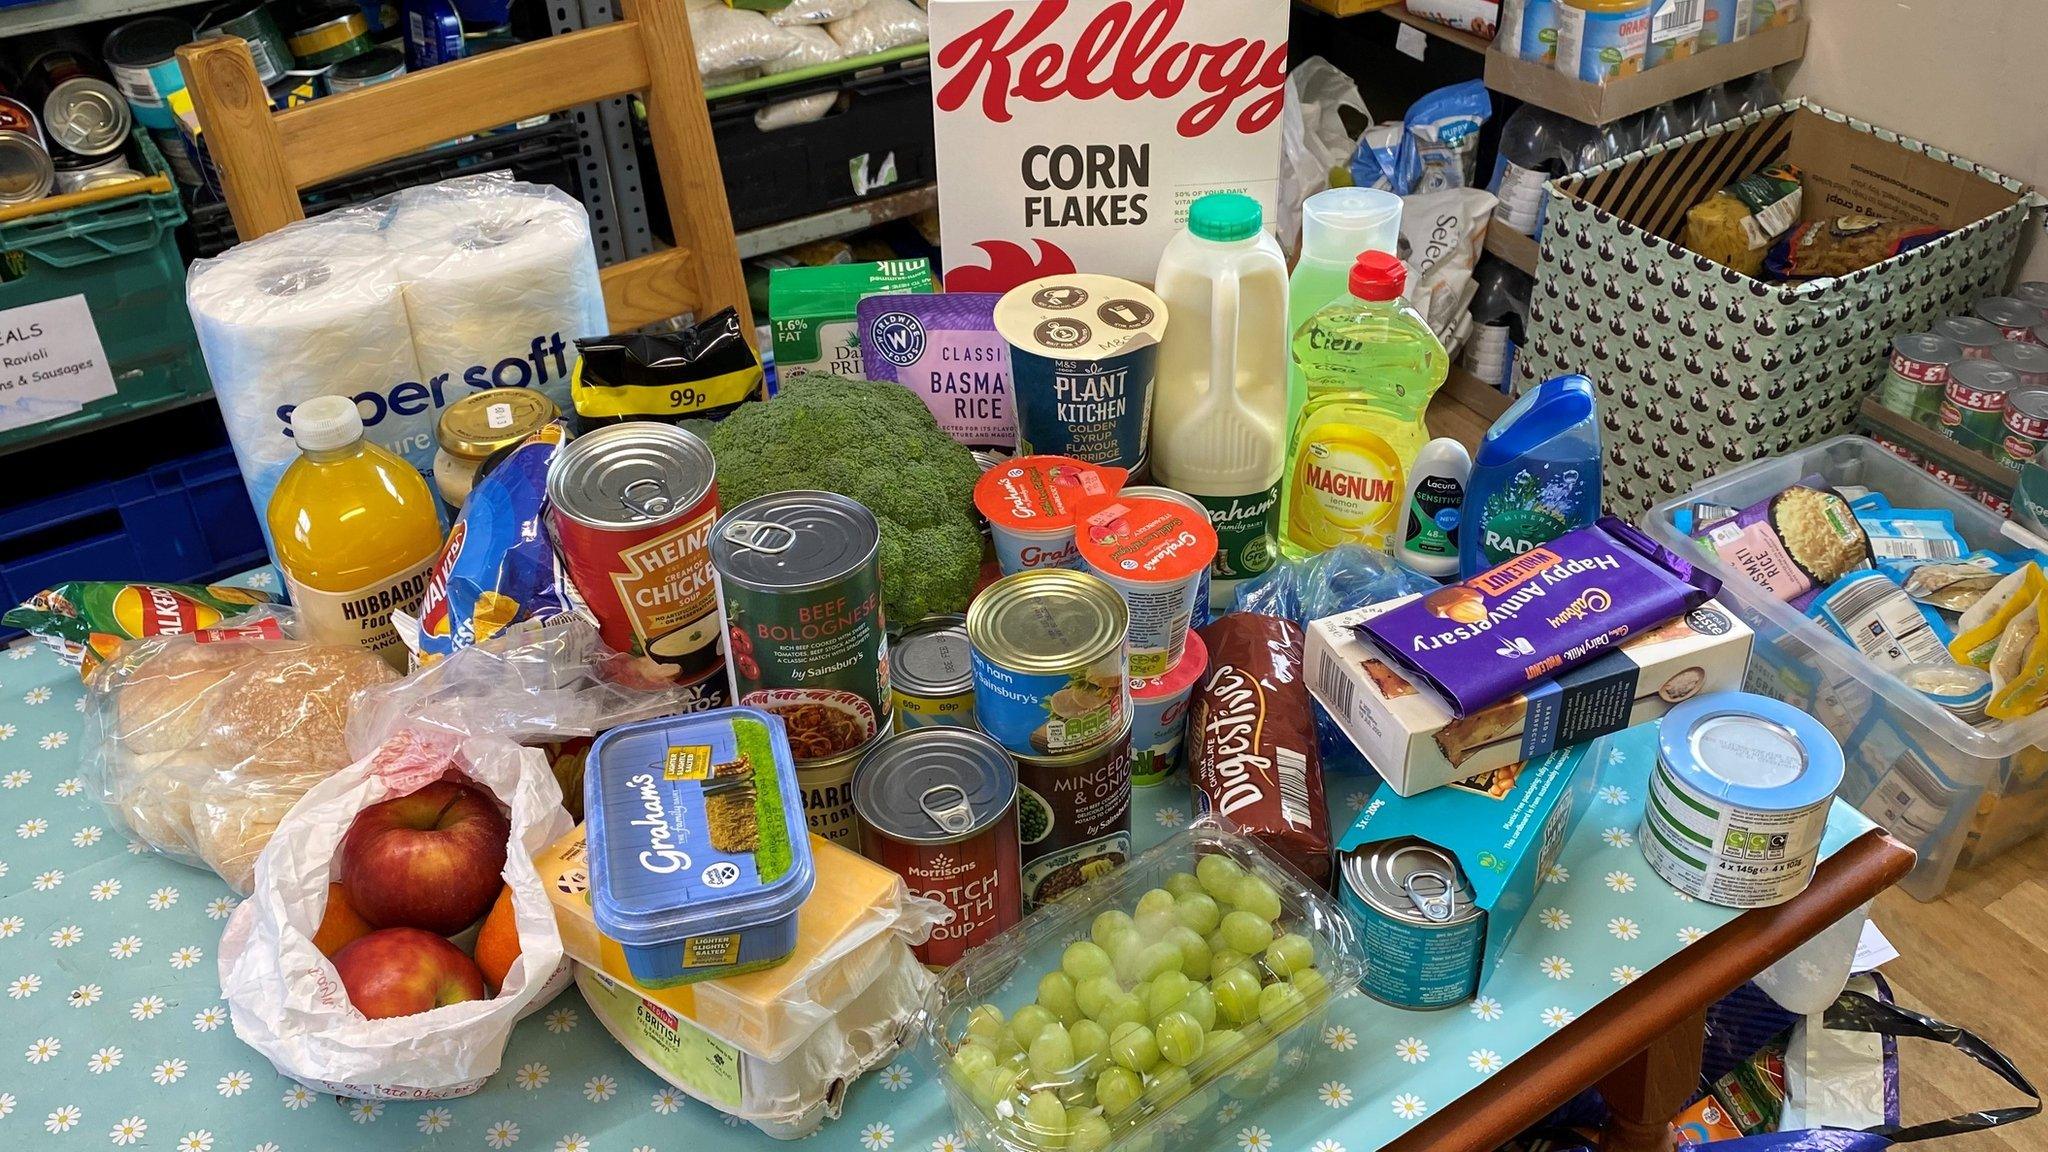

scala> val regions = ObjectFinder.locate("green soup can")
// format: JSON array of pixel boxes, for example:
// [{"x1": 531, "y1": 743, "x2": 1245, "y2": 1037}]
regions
[
  {"x1": 712, "y1": 490, "x2": 890, "y2": 764},
  {"x1": 1939, "y1": 360, "x2": 2019, "y2": 452}
]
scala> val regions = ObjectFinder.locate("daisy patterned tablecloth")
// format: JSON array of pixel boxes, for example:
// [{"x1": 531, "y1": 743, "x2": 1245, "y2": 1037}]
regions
[{"x1": 0, "y1": 596, "x2": 1875, "y2": 1152}]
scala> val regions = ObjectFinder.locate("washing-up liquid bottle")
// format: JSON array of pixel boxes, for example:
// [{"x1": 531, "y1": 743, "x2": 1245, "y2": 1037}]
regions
[
  {"x1": 1281, "y1": 251, "x2": 1449, "y2": 558},
  {"x1": 1458, "y1": 372, "x2": 1603, "y2": 578},
  {"x1": 268, "y1": 394, "x2": 444, "y2": 669},
  {"x1": 1152, "y1": 193, "x2": 1290, "y2": 607},
  {"x1": 1398, "y1": 438, "x2": 1472, "y2": 579},
  {"x1": 1288, "y1": 188, "x2": 1403, "y2": 442}
]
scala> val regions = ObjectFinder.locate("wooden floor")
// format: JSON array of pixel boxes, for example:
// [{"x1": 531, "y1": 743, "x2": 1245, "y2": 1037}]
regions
[{"x1": 1873, "y1": 834, "x2": 2048, "y2": 1151}]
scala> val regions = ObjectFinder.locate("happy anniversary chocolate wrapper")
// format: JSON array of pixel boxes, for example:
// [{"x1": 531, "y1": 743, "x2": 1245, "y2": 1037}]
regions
[{"x1": 1356, "y1": 517, "x2": 1720, "y2": 716}]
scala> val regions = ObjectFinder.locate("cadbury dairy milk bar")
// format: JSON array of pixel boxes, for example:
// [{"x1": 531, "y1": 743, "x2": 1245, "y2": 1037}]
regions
[
  {"x1": 857, "y1": 292, "x2": 1017, "y2": 451},
  {"x1": 1357, "y1": 516, "x2": 1720, "y2": 716}
]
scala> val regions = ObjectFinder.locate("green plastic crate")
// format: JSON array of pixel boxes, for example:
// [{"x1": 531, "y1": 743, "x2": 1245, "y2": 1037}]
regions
[{"x1": 0, "y1": 135, "x2": 210, "y2": 455}]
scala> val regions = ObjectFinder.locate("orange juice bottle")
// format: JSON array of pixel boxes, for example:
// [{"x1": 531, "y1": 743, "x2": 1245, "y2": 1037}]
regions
[{"x1": 267, "y1": 394, "x2": 443, "y2": 669}]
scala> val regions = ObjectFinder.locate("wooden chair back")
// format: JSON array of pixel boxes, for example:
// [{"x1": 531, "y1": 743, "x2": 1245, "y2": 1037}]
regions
[{"x1": 176, "y1": 0, "x2": 749, "y2": 333}]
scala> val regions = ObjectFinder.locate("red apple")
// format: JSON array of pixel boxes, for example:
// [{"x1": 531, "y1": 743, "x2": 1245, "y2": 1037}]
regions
[
  {"x1": 337, "y1": 779, "x2": 510, "y2": 935},
  {"x1": 331, "y1": 928, "x2": 488, "y2": 1019}
]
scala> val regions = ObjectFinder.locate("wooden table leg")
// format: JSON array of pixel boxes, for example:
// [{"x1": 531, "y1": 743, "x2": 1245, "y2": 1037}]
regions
[{"x1": 1596, "y1": 1006, "x2": 1708, "y2": 1152}]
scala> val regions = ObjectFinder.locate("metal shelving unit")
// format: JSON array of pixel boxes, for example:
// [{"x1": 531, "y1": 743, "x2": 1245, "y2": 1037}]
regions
[{"x1": 0, "y1": 0, "x2": 193, "y2": 37}]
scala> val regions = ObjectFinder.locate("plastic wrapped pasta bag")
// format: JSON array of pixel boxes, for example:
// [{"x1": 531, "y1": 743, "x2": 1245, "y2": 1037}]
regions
[
  {"x1": 1232, "y1": 546, "x2": 1440, "y2": 775},
  {"x1": 81, "y1": 608, "x2": 400, "y2": 892},
  {"x1": 772, "y1": 0, "x2": 864, "y2": 26},
  {"x1": 826, "y1": 0, "x2": 925, "y2": 55},
  {"x1": 757, "y1": 26, "x2": 844, "y2": 131},
  {"x1": 689, "y1": 0, "x2": 804, "y2": 74}
]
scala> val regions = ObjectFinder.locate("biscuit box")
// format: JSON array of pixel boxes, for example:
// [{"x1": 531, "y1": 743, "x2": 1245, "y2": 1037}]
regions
[
  {"x1": 928, "y1": 0, "x2": 1289, "y2": 291},
  {"x1": 1306, "y1": 598, "x2": 1752, "y2": 796},
  {"x1": 1337, "y1": 724, "x2": 1609, "y2": 994}
]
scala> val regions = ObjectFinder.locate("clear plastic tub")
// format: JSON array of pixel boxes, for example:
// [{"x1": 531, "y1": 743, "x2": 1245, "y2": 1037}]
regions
[
  {"x1": 1645, "y1": 436, "x2": 2048, "y2": 899},
  {"x1": 918, "y1": 822, "x2": 1365, "y2": 1152}
]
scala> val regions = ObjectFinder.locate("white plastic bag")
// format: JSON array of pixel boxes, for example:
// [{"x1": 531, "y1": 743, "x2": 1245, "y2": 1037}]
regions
[
  {"x1": 689, "y1": 0, "x2": 804, "y2": 74},
  {"x1": 826, "y1": 0, "x2": 926, "y2": 55},
  {"x1": 757, "y1": 25, "x2": 845, "y2": 130},
  {"x1": 1397, "y1": 186, "x2": 1496, "y2": 337},
  {"x1": 772, "y1": 0, "x2": 864, "y2": 26},
  {"x1": 1280, "y1": 58, "x2": 1371, "y2": 258},
  {"x1": 218, "y1": 730, "x2": 573, "y2": 1098}
]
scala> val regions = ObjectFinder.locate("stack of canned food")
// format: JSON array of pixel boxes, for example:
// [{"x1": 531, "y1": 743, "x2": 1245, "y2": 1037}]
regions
[{"x1": 0, "y1": 41, "x2": 139, "y2": 206}]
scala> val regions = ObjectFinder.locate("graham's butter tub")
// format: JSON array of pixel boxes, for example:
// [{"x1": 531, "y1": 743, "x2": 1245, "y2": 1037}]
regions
[
  {"x1": 974, "y1": 454, "x2": 1129, "y2": 575},
  {"x1": 996, "y1": 274, "x2": 1169, "y2": 476},
  {"x1": 586, "y1": 707, "x2": 816, "y2": 988},
  {"x1": 1129, "y1": 628, "x2": 1208, "y2": 787}
]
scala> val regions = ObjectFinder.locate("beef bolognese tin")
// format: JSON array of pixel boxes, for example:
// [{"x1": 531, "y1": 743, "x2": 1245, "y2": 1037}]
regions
[
  {"x1": 854, "y1": 727, "x2": 1021, "y2": 967},
  {"x1": 712, "y1": 491, "x2": 890, "y2": 762}
]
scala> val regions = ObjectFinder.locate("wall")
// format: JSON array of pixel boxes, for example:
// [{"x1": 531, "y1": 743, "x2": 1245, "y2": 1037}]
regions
[{"x1": 1786, "y1": 0, "x2": 2047, "y2": 283}]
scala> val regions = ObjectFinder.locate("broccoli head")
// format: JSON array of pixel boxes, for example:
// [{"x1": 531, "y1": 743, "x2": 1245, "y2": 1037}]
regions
[{"x1": 704, "y1": 377, "x2": 986, "y2": 623}]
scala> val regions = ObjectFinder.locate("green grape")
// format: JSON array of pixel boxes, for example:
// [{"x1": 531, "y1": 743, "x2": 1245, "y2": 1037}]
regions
[
  {"x1": 1162, "y1": 925, "x2": 1210, "y2": 981},
  {"x1": 1211, "y1": 967, "x2": 1262, "y2": 1025},
  {"x1": 1126, "y1": 980, "x2": 1150, "y2": 1015},
  {"x1": 1202, "y1": 1029, "x2": 1245, "y2": 1066},
  {"x1": 1232, "y1": 876, "x2": 1283, "y2": 923},
  {"x1": 1136, "y1": 941, "x2": 1184, "y2": 981},
  {"x1": 1146, "y1": 971, "x2": 1192, "y2": 1019},
  {"x1": 1038, "y1": 971, "x2": 1081, "y2": 1024},
  {"x1": 1107, "y1": 1022, "x2": 1159, "y2": 1073},
  {"x1": 1263, "y1": 933, "x2": 1316, "y2": 978},
  {"x1": 1141, "y1": 1064, "x2": 1191, "y2": 1109},
  {"x1": 1196, "y1": 854, "x2": 1246, "y2": 900},
  {"x1": 1154, "y1": 1010, "x2": 1204, "y2": 1066},
  {"x1": 995, "y1": 1035, "x2": 1026, "y2": 1064},
  {"x1": 1164, "y1": 871, "x2": 1203, "y2": 899},
  {"x1": 1069, "y1": 1019, "x2": 1109, "y2": 1073},
  {"x1": 1062, "y1": 940, "x2": 1114, "y2": 983},
  {"x1": 1134, "y1": 887, "x2": 1177, "y2": 924},
  {"x1": 1094, "y1": 1067, "x2": 1143, "y2": 1118},
  {"x1": 1209, "y1": 947, "x2": 1248, "y2": 980},
  {"x1": 1180, "y1": 985, "x2": 1217, "y2": 1032},
  {"x1": 1257, "y1": 982, "x2": 1308, "y2": 1029},
  {"x1": 1098, "y1": 993, "x2": 1147, "y2": 1034},
  {"x1": 1110, "y1": 934, "x2": 1146, "y2": 984},
  {"x1": 967, "y1": 1004, "x2": 1006, "y2": 1046},
  {"x1": 1289, "y1": 966, "x2": 1329, "y2": 1003},
  {"x1": 1171, "y1": 892, "x2": 1222, "y2": 936},
  {"x1": 1074, "y1": 974, "x2": 1121, "y2": 1020},
  {"x1": 1219, "y1": 910, "x2": 1275, "y2": 955},
  {"x1": 951, "y1": 1042, "x2": 997, "y2": 1083},
  {"x1": 1091, "y1": 910, "x2": 1136, "y2": 952},
  {"x1": 974, "y1": 1064, "x2": 1024, "y2": 1113},
  {"x1": 1056, "y1": 1076, "x2": 1097, "y2": 1111},
  {"x1": 1030, "y1": 1022, "x2": 1076, "y2": 1080},
  {"x1": 1068, "y1": 1111, "x2": 1113, "y2": 1152},
  {"x1": 1011, "y1": 1004, "x2": 1057, "y2": 1049},
  {"x1": 1024, "y1": 1089, "x2": 1068, "y2": 1149}
]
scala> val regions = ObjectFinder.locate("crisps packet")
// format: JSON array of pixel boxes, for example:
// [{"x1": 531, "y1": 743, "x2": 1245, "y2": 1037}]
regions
[
  {"x1": 571, "y1": 308, "x2": 764, "y2": 427},
  {"x1": 1949, "y1": 563, "x2": 2043, "y2": 668},
  {"x1": 4, "y1": 582, "x2": 274, "y2": 679},
  {"x1": 397, "y1": 421, "x2": 574, "y2": 666}
]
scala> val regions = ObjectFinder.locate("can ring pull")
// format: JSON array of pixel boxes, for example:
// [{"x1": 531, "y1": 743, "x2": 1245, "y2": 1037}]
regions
[
  {"x1": 919, "y1": 784, "x2": 976, "y2": 836},
  {"x1": 618, "y1": 477, "x2": 674, "y2": 517},
  {"x1": 1389, "y1": 845, "x2": 1459, "y2": 923},
  {"x1": 722, "y1": 519, "x2": 799, "y2": 556}
]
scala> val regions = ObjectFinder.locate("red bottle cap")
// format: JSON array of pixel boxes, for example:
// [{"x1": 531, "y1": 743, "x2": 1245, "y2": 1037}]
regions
[{"x1": 1349, "y1": 250, "x2": 1406, "y2": 302}]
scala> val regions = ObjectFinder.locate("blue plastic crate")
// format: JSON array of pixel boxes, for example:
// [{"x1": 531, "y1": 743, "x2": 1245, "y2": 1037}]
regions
[{"x1": 0, "y1": 446, "x2": 265, "y2": 627}]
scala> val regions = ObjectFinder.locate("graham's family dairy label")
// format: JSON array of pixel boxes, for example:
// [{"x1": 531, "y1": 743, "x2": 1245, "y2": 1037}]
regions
[{"x1": 930, "y1": 0, "x2": 1290, "y2": 291}]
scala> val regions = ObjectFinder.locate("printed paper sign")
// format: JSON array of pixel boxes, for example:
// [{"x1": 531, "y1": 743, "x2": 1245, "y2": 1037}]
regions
[
  {"x1": 929, "y1": 0, "x2": 1289, "y2": 291},
  {"x1": 0, "y1": 295, "x2": 118, "y2": 433}
]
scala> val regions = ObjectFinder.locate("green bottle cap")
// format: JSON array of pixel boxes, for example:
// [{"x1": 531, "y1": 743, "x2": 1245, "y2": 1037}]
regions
[{"x1": 1189, "y1": 193, "x2": 1263, "y2": 243}]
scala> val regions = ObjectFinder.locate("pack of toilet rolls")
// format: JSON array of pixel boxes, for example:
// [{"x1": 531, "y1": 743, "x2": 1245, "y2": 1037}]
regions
[{"x1": 187, "y1": 176, "x2": 608, "y2": 550}]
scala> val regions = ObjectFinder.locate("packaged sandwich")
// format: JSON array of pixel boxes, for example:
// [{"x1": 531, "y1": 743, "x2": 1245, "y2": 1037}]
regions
[
  {"x1": 82, "y1": 609, "x2": 397, "y2": 891},
  {"x1": 4, "y1": 581, "x2": 274, "y2": 679}
]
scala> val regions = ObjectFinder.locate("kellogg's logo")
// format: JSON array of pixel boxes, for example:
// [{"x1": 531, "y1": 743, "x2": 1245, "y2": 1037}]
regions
[{"x1": 934, "y1": 0, "x2": 1288, "y2": 139}]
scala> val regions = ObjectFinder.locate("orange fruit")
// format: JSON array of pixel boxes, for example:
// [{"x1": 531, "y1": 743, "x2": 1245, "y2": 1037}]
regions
[
  {"x1": 473, "y1": 885, "x2": 521, "y2": 994},
  {"x1": 312, "y1": 882, "x2": 375, "y2": 957}
]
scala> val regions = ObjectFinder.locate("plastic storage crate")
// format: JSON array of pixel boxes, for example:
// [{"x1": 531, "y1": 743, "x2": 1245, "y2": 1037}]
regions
[
  {"x1": 0, "y1": 135, "x2": 208, "y2": 455},
  {"x1": 1646, "y1": 436, "x2": 2048, "y2": 900},
  {"x1": 644, "y1": 58, "x2": 936, "y2": 237},
  {"x1": 0, "y1": 443, "x2": 266, "y2": 636},
  {"x1": 183, "y1": 119, "x2": 586, "y2": 258}
]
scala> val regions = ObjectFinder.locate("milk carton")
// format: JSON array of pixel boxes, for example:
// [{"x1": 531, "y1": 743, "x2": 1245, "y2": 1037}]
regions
[{"x1": 929, "y1": 0, "x2": 1290, "y2": 292}]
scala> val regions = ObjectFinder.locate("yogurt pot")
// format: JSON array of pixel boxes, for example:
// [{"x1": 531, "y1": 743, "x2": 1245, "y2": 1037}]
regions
[
  {"x1": 585, "y1": 707, "x2": 816, "y2": 988},
  {"x1": 995, "y1": 274, "x2": 1169, "y2": 476},
  {"x1": 1120, "y1": 485, "x2": 1214, "y2": 628},
  {"x1": 1074, "y1": 495, "x2": 1218, "y2": 679},
  {"x1": 974, "y1": 454, "x2": 1129, "y2": 575},
  {"x1": 1129, "y1": 628, "x2": 1208, "y2": 787}
]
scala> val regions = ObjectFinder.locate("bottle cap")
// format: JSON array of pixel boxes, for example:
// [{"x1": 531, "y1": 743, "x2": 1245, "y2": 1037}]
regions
[
  {"x1": 1349, "y1": 251, "x2": 1406, "y2": 302},
  {"x1": 1188, "y1": 192, "x2": 1263, "y2": 243},
  {"x1": 1301, "y1": 187, "x2": 1402, "y2": 264},
  {"x1": 292, "y1": 394, "x2": 366, "y2": 453}
]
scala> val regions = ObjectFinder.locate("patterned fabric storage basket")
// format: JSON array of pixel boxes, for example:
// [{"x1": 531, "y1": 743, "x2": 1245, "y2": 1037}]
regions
[{"x1": 1523, "y1": 100, "x2": 2034, "y2": 515}]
